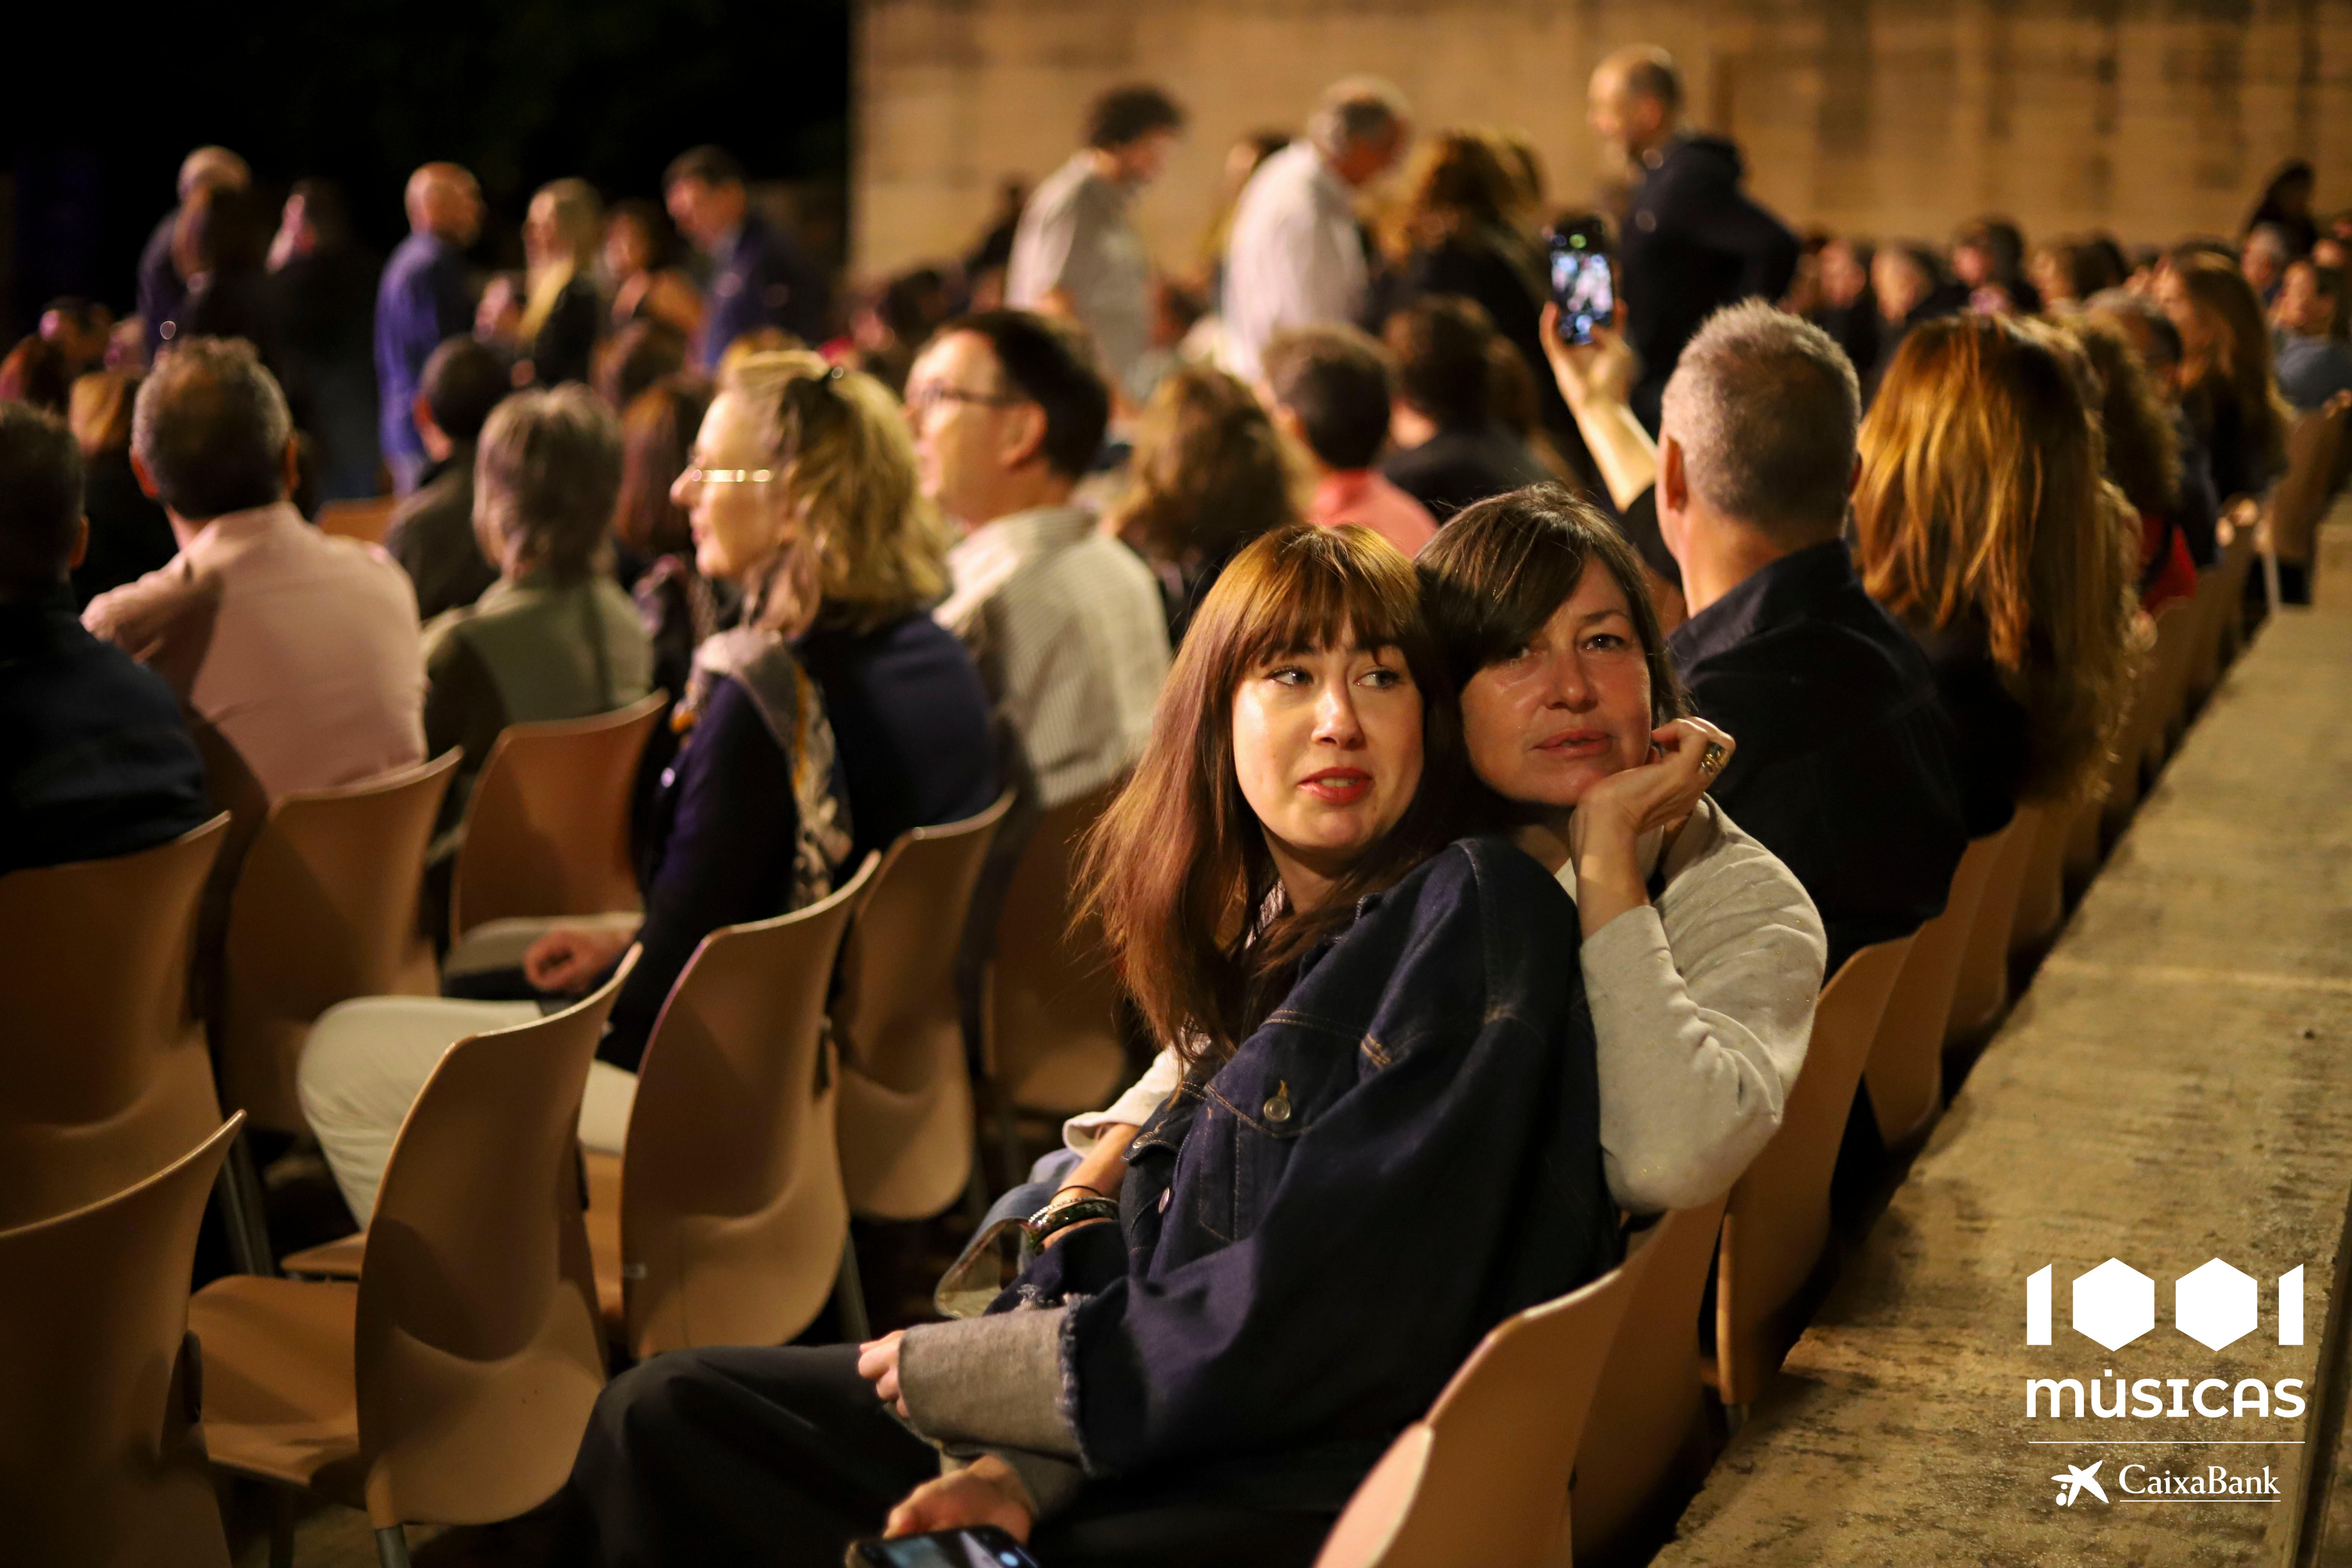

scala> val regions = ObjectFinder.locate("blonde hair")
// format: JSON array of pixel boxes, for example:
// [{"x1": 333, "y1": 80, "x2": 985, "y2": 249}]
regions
[
  {"x1": 1853, "y1": 314, "x2": 2141, "y2": 806},
  {"x1": 521, "y1": 178, "x2": 603, "y2": 343},
  {"x1": 723, "y1": 350, "x2": 950, "y2": 631},
  {"x1": 68, "y1": 371, "x2": 136, "y2": 455}
]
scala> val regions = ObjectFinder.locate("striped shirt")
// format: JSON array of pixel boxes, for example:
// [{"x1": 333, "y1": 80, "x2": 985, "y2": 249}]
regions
[{"x1": 936, "y1": 505, "x2": 1169, "y2": 810}]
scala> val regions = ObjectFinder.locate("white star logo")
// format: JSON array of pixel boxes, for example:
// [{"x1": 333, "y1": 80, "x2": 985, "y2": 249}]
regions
[{"x1": 2052, "y1": 1461, "x2": 2108, "y2": 1506}]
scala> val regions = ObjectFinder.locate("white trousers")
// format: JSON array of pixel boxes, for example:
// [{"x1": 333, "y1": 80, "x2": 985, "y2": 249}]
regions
[{"x1": 297, "y1": 995, "x2": 638, "y2": 1224}]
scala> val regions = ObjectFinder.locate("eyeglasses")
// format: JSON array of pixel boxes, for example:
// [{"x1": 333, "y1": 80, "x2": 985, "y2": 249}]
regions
[
  {"x1": 677, "y1": 467, "x2": 779, "y2": 486},
  {"x1": 904, "y1": 383, "x2": 1021, "y2": 418}
]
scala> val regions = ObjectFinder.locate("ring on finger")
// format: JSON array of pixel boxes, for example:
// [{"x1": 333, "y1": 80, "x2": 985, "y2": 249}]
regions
[{"x1": 1698, "y1": 742, "x2": 1727, "y2": 775}]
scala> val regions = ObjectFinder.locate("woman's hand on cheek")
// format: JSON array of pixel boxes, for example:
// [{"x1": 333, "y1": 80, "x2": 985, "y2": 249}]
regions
[
  {"x1": 885, "y1": 1458, "x2": 1036, "y2": 1542},
  {"x1": 1566, "y1": 718, "x2": 1735, "y2": 936},
  {"x1": 856, "y1": 1330, "x2": 908, "y2": 1417},
  {"x1": 1637, "y1": 717, "x2": 1735, "y2": 835}
]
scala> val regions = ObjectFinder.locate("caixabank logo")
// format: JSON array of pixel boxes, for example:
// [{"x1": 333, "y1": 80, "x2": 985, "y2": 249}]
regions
[{"x1": 2021, "y1": 1257, "x2": 2310, "y2": 1508}]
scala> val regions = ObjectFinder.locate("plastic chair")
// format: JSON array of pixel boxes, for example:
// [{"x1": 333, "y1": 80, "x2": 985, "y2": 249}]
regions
[
  {"x1": 187, "y1": 957, "x2": 632, "y2": 1568},
  {"x1": 0, "y1": 815, "x2": 231, "y2": 1230},
  {"x1": 1312, "y1": 1252, "x2": 1653, "y2": 1568},
  {"x1": 1943, "y1": 809, "x2": 2040, "y2": 1046},
  {"x1": 2262, "y1": 394, "x2": 2350, "y2": 596},
  {"x1": 1567, "y1": 1193, "x2": 1732, "y2": 1564},
  {"x1": 836, "y1": 794, "x2": 1013, "y2": 1222},
  {"x1": 2007, "y1": 795, "x2": 2081, "y2": 963},
  {"x1": 984, "y1": 786, "x2": 1127, "y2": 1167},
  {"x1": 1862, "y1": 827, "x2": 2003, "y2": 1148},
  {"x1": 0, "y1": 1116, "x2": 241, "y2": 1568},
  {"x1": 2139, "y1": 597, "x2": 2200, "y2": 774},
  {"x1": 444, "y1": 693, "x2": 668, "y2": 966},
  {"x1": 314, "y1": 496, "x2": 398, "y2": 545},
  {"x1": 1710, "y1": 935, "x2": 1913, "y2": 1410},
  {"x1": 212, "y1": 753, "x2": 459, "y2": 1136}
]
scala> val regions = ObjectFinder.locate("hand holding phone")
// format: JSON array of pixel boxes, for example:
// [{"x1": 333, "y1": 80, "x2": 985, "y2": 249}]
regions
[
  {"x1": 845, "y1": 1524, "x2": 1043, "y2": 1568},
  {"x1": 1547, "y1": 224, "x2": 1616, "y2": 347}
]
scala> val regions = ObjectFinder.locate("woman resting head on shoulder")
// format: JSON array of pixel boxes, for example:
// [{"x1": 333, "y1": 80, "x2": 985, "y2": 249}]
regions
[{"x1": 557, "y1": 521, "x2": 1619, "y2": 1568}]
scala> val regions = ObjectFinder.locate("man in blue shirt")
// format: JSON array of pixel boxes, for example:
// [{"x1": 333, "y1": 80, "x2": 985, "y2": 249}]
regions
[
  {"x1": 375, "y1": 163, "x2": 482, "y2": 495},
  {"x1": 664, "y1": 145, "x2": 831, "y2": 368},
  {"x1": 2271, "y1": 259, "x2": 2352, "y2": 412}
]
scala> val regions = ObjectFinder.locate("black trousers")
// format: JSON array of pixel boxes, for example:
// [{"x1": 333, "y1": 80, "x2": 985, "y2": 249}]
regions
[{"x1": 562, "y1": 1345, "x2": 1339, "y2": 1568}]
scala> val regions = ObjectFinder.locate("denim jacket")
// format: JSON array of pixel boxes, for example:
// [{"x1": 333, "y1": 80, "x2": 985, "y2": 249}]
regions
[{"x1": 1011, "y1": 834, "x2": 1618, "y2": 1509}]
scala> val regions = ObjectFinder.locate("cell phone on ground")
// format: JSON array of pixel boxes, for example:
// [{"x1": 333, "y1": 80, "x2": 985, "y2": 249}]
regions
[
  {"x1": 845, "y1": 1524, "x2": 1044, "y2": 1568},
  {"x1": 1548, "y1": 220, "x2": 1616, "y2": 346}
]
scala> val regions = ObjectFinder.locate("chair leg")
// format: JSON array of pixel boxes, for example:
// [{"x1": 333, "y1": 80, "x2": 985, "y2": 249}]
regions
[
  {"x1": 374, "y1": 1524, "x2": 413, "y2": 1568},
  {"x1": 268, "y1": 1487, "x2": 296, "y2": 1568},
  {"x1": 217, "y1": 1131, "x2": 277, "y2": 1277},
  {"x1": 834, "y1": 1231, "x2": 873, "y2": 1343}
]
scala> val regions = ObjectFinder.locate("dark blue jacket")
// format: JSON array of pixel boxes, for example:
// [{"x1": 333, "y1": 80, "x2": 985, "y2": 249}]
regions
[
  {"x1": 375, "y1": 232, "x2": 473, "y2": 466},
  {"x1": 700, "y1": 214, "x2": 831, "y2": 368},
  {"x1": 1015, "y1": 836, "x2": 1617, "y2": 1509}
]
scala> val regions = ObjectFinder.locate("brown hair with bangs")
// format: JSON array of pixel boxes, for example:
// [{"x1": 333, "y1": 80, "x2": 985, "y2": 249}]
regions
[{"x1": 1077, "y1": 522, "x2": 1467, "y2": 1067}]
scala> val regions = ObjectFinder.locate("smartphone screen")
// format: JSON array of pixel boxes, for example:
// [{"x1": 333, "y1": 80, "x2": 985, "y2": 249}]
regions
[
  {"x1": 848, "y1": 1526, "x2": 1043, "y2": 1568},
  {"x1": 1548, "y1": 230, "x2": 1615, "y2": 346}
]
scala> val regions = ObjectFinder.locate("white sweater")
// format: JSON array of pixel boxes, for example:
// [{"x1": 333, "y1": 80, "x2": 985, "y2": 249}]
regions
[{"x1": 1064, "y1": 800, "x2": 1826, "y2": 1214}]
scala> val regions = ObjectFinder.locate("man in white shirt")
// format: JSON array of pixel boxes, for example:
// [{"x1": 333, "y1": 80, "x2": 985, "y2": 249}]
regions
[
  {"x1": 1007, "y1": 84, "x2": 1186, "y2": 410},
  {"x1": 1220, "y1": 77, "x2": 1412, "y2": 382}
]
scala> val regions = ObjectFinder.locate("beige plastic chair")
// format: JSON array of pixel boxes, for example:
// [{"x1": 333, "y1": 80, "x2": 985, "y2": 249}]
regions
[
  {"x1": 212, "y1": 752, "x2": 459, "y2": 1136},
  {"x1": 1568, "y1": 1193, "x2": 1732, "y2": 1565},
  {"x1": 985, "y1": 785, "x2": 1127, "y2": 1144},
  {"x1": 2138, "y1": 596, "x2": 2200, "y2": 775},
  {"x1": 314, "y1": 496, "x2": 398, "y2": 545},
  {"x1": 596, "y1": 856, "x2": 877, "y2": 1359},
  {"x1": 2209, "y1": 504, "x2": 2261, "y2": 671},
  {"x1": 188, "y1": 958, "x2": 631, "y2": 1568},
  {"x1": 1943, "y1": 808, "x2": 2040, "y2": 1046},
  {"x1": 2006, "y1": 795, "x2": 2080, "y2": 963},
  {"x1": 444, "y1": 692, "x2": 668, "y2": 965},
  {"x1": 836, "y1": 794, "x2": 1014, "y2": 1221},
  {"x1": 1862, "y1": 827, "x2": 2003, "y2": 1148},
  {"x1": 0, "y1": 815, "x2": 231, "y2": 1230},
  {"x1": 1312, "y1": 1251, "x2": 1653, "y2": 1568},
  {"x1": 0, "y1": 1116, "x2": 242, "y2": 1568},
  {"x1": 1710, "y1": 935, "x2": 1913, "y2": 1410},
  {"x1": 2262, "y1": 394, "x2": 2351, "y2": 598}
]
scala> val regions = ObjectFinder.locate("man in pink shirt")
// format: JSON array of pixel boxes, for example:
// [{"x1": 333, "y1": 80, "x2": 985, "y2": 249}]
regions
[
  {"x1": 1260, "y1": 323, "x2": 1438, "y2": 557},
  {"x1": 84, "y1": 338, "x2": 425, "y2": 800}
]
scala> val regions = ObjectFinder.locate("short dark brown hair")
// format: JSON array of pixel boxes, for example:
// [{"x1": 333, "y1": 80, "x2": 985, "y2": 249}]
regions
[
  {"x1": 663, "y1": 145, "x2": 745, "y2": 191},
  {"x1": 934, "y1": 310, "x2": 1110, "y2": 479},
  {"x1": 1384, "y1": 295, "x2": 1495, "y2": 429},
  {"x1": 1262, "y1": 324, "x2": 1395, "y2": 471},
  {"x1": 1085, "y1": 84, "x2": 1185, "y2": 150},
  {"x1": 420, "y1": 336, "x2": 510, "y2": 445},
  {"x1": 132, "y1": 337, "x2": 291, "y2": 520},
  {"x1": 0, "y1": 402, "x2": 84, "y2": 599}
]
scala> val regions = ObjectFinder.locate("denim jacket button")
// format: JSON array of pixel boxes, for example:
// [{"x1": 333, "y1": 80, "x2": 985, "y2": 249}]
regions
[{"x1": 1262, "y1": 1082, "x2": 1292, "y2": 1124}]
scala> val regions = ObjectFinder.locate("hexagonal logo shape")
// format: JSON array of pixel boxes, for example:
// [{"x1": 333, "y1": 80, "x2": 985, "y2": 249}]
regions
[
  {"x1": 2175, "y1": 1259, "x2": 2258, "y2": 1351},
  {"x1": 2073, "y1": 1259, "x2": 2155, "y2": 1351}
]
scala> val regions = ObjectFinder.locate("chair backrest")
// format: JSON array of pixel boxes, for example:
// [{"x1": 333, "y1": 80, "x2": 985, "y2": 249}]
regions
[
  {"x1": 2007, "y1": 792, "x2": 2081, "y2": 962},
  {"x1": 1568, "y1": 1193, "x2": 1732, "y2": 1561},
  {"x1": 1313, "y1": 1252, "x2": 1654, "y2": 1568},
  {"x1": 619, "y1": 856, "x2": 876, "y2": 1358},
  {"x1": 0, "y1": 816, "x2": 231, "y2": 1230},
  {"x1": 214, "y1": 752, "x2": 459, "y2": 1135},
  {"x1": 1714, "y1": 934, "x2": 1913, "y2": 1407},
  {"x1": 835, "y1": 793, "x2": 1014, "y2": 1220},
  {"x1": 314, "y1": 496, "x2": 398, "y2": 545},
  {"x1": 1944, "y1": 807, "x2": 2041, "y2": 1044},
  {"x1": 2138, "y1": 597, "x2": 2199, "y2": 773},
  {"x1": 987, "y1": 785, "x2": 1127, "y2": 1115},
  {"x1": 0, "y1": 1116, "x2": 241, "y2": 1568},
  {"x1": 447, "y1": 693, "x2": 668, "y2": 940},
  {"x1": 1865, "y1": 829, "x2": 2004, "y2": 1147},
  {"x1": 352, "y1": 954, "x2": 633, "y2": 1528},
  {"x1": 2266, "y1": 394, "x2": 2351, "y2": 568}
]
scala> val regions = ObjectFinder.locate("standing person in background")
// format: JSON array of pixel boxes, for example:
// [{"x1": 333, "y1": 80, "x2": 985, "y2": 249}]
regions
[
  {"x1": 1586, "y1": 46, "x2": 1797, "y2": 432},
  {"x1": 2245, "y1": 161, "x2": 2320, "y2": 260},
  {"x1": 381, "y1": 337, "x2": 511, "y2": 620},
  {"x1": 173, "y1": 185, "x2": 287, "y2": 385},
  {"x1": 602, "y1": 199, "x2": 704, "y2": 345},
  {"x1": 270, "y1": 179, "x2": 383, "y2": 502},
  {"x1": 1008, "y1": 84, "x2": 1187, "y2": 412},
  {"x1": 139, "y1": 147, "x2": 250, "y2": 361},
  {"x1": 521, "y1": 179, "x2": 606, "y2": 389},
  {"x1": 377, "y1": 163, "x2": 482, "y2": 495},
  {"x1": 1260, "y1": 323, "x2": 1438, "y2": 557},
  {"x1": 665, "y1": 145, "x2": 832, "y2": 369},
  {"x1": 1221, "y1": 77, "x2": 1412, "y2": 381}
]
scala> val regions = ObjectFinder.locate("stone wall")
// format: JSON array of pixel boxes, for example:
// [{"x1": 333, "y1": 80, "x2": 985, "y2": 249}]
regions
[{"x1": 853, "y1": 0, "x2": 2352, "y2": 278}]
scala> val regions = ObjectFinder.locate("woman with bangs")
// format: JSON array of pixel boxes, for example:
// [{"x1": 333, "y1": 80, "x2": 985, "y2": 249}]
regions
[{"x1": 561, "y1": 522, "x2": 1618, "y2": 1567}]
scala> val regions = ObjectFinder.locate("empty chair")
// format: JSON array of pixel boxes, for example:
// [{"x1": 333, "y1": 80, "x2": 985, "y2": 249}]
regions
[
  {"x1": 188, "y1": 960, "x2": 631, "y2": 1568},
  {"x1": 1568, "y1": 1193, "x2": 1732, "y2": 1565},
  {"x1": 836, "y1": 793, "x2": 1013, "y2": 1222},
  {"x1": 0, "y1": 1116, "x2": 242, "y2": 1568},
  {"x1": 1711, "y1": 934, "x2": 1913, "y2": 1410},
  {"x1": 444, "y1": 692, "x2": 668, "y2": 974},
  {"x1": 314, "y1": 496, "x2": 399, "y2": 546},
  {"x1": 0, "y1": 815, "x2": 231, "y2": 1230},
  {"x1": 1864, "y1": 831, "x2": 2003, "y2": 1148},
  {"x1": 1311, "y1": 1251, "x2": 1653, "y2": 1568},
  {"x1": 212, "y1": 752, "x2": 460, "y2": 1135},
  {"x1": 1944, "y1": 809, "x2": 2040, "y2": 1047}
]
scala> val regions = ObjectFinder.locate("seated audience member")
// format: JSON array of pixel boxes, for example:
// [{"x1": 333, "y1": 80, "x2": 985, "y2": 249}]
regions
[
  {"x1": 65, "y1": 371, "x2": 177, "y2": 604},
  {"x1": 1487, "y1": 334, "x2": 1591, "y2": 495},
  {"x1": 1811, "y1": 235, "x2": 1879, "y2": 381},
  {"x1": 0, "y1": 403, "x2": 210, "y2": 875},
  {"x1": 914, "y1": 310, "x2": 1169, "y2": 812},
  {"x1": 1546, "y1": 299, "x2": 1968, "y2": 973},
  {"x1": 1260, "y1": 323, "x2": 1438, "y2": 557},
  {"x1": 1868, "y1": 244, "x2": 1965, "y2": 386},
  {"x1": 300, "y1": 354, "x2": 902, "y2": 1220},
  {"x1": 382, "y1": 337, "x2": 511, "y2": 619},
  {"x1": 2240, "y1": 222, "x2": 2294, "y2": 303},
  {"x1": 83, "y1": 338, "x2": 425, "y2": 799},
  {"x1": 560, "y1": 523, "x2": 1615, "y2": 1568},
  {"x1": 2069, "y1": 316, "x2": 2197, "y2": 611},
  {"x1": 2159, "y1": 253, "x2": 2293, "y2": 505},
  {"x1": 1106, "y1": 361, "x2": 1301, "y2": 642},
  {"x1": 602, "y1": 199, "x2": 704, "y2": 344},
  {"x1": 2269, "y1": 258, "x2": 2352, "y2": 412},
  {"x1": 40, "y1": 298, "x2": 114, "y2": 380},
  {"x1": 2087, "y1": 288, "x2": 2222, "y2": 568},
  {"x1": 1951, "y1": 215, "x2": 2041, "y2": 315},
  {"x1": 611, "y1": 375, "x2": 727, "y2": 701},
  {"x1": 1379, "y1": 294, "x2": 1548, "y2": 521},
  {"x1": 1853, "y1": 316, "x2": 2140, "y2": 837},
  {"x1": 421, "y1": 384, "x2": 654, "y2": 827},
  {"x1": 0, "y1": 335, "x2": 74, "y2": 412},
  {"x1": 595, "y1": 317, "x2": 691, "y2": 414},
  {"x1": 520, "y1": 178, "x2": 605, "y2": 389},
  {"x1": 2245, "y1": 160, "x2": 2321, "y2": 259}
]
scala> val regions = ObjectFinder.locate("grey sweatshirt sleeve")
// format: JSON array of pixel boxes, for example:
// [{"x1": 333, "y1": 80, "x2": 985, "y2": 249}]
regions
[{"x1": 898, "y1": 1306, "x2": 1081, "y2": 1459}]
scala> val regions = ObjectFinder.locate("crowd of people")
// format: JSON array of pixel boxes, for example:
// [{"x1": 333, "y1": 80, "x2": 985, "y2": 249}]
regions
[{"x1": 0, "y1": 39, "x2": 2335, "y2": 1568}]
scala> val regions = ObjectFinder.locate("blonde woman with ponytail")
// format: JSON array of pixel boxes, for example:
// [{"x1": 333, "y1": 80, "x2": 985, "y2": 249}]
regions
[{"x1": 519, "y1": 177, "x2": 605, "y2": 386}]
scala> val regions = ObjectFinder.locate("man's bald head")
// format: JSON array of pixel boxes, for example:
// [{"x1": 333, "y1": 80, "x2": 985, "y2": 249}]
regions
[
  {"x1": 406, "y1": 163, "x2": 483, "y2": 246},
  {"x1": 1588, "y1": 46, "x2": 1682, "y2": 162},
  {"x1": 177, "y1": 147, "x2": 250, "y2": 203}
]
